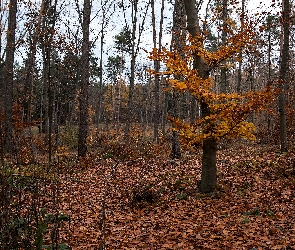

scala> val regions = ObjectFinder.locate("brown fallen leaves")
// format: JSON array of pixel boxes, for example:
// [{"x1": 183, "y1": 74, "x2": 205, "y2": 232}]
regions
[{"x1": 57, "y1": 142, "x2": 295, "y2": 249}]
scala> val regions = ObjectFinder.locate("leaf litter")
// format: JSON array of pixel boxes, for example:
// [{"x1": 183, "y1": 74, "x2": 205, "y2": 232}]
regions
[{"x1": 57, "y1": 141, "x2": 295, "y2": 249}]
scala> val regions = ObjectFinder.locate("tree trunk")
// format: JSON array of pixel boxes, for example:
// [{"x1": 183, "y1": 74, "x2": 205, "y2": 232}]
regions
[
  {"x1": 278, "y1": 0, "x2": 289, "y2": 153},
  {"x1": 3, "y1": 0, "x2": 17, "y2": 153},
  {"x1": 125, "y1": 0, "x2": 137, "y2": 136},
  {"x1": 78, "y1": 0, "x2": 91, "y2": 156},
  {"x1": 23, "y1": 0, "x2": 45, "y2": 124},
  {"x1": 190, "y1": 95, "x2": 197, "y2": 125},
  {"x1": 201, "y1": 136, "x2": 217, "y2": 193},
  {"x1": 237, "y1": 0, "x2": 245, "y2": 93},
  {"x1": 171, "y1": 91, "x2": 181, "y2": 159},
  {"x1": 161, "y1": 79, "x2": 168, "y2": 135},
  {"x1": 98, "y1": 0, "x2": 104, "y2": 127},
  {"x1": 40, "y1": 0, "x2": 58, "y2": 162},
  {"x1": 151, "y1": 0, "x2": 164, "y2": 143},
  {"x1": 220, "y1": 0, "x2": 228, "y2": 93},
  {"x1": 184, "y1": 0, "x2": 217, "y2": 193},
  {"x1": 169, "y1": 0, "x2": 187, "y2": 159}
]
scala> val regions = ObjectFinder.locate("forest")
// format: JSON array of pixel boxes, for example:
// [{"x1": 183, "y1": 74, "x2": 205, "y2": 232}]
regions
[{"x1": 0, "y1": 0, "x2": 294, "y2": 249}]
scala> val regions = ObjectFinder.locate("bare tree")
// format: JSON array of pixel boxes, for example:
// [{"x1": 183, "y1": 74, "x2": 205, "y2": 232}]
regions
[
  {"x1": 151, "y1": 0, "x2": 165, "y2": 143},
  {"x1": 97, "y1": 0, "x2": 116, "y2": 126},
  {"x1": 78, "y1": 0, "x2": 91, "y2": 156},
  {"x1": 169, "y1": 0, "x2": 187, "y2": 159},
  {"x1": 278, "y1": 0, "x2": 290, "y2": 153},
  {"x1": 237, "y1": 0, "x2": 245, "y2": 93},
  {"x1": 122, "y1": 0, "x2": 150, "y2": 136},
  {"x1": 220, "y1": 0, "x2": 228, "y2": 93},
  {"x1": 3, "y1": 0, "x2": 17, "y2": 153},
  {"x1": 23, "y1": 0, "x2": 46, "y2": 125}
]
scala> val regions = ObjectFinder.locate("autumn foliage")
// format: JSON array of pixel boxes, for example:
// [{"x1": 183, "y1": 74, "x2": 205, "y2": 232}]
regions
[{"x1": 149, "y1": 23, "x2": 279, "y2": 147}]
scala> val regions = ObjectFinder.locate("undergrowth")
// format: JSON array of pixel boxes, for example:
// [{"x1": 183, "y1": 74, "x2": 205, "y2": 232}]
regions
[{"x1": 1, "y1": 121, "x2": 295, "y2": 249}]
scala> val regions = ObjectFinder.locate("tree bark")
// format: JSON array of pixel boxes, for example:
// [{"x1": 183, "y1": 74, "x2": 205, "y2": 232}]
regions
[
  {"x1": 3, "y1": 0, "x2": 17, "y2": 153},
  {"x1": 125, "y1": 0, "x2": 138, "y2": 136},
  {"x1": 161, "y1": 84, "x2": 168, "y2": 135},
  {"x1": 151, "y1": 0, "x2": 164, "y2": 143},
  {"x1": 78, "y1": 0, "x2": 91, "y2": 156},
  {"x1": 220, "y1": 0, "x2": 228, "y2": 93},
  {"x1": 170, "y1": 0, "x2": 187, "y2": 159},
  {"x1": 236, "y1": 0, "x2": 245, "y2": 93},
  {"x1": 278, "y1": 0, "x2": 289, "y2": 153},
  {"x1": 23, "y1": 0, "x2": 45, "y2": 124},
  {"x1": 201, "y1": 136, "x2": 217, "y2": 192},
  {"x1": 98, "y1": 0, "x2": 105, "y2": 127},
  {"x1": 184, "y1": 0, "x2": 217, "y2": 193}
]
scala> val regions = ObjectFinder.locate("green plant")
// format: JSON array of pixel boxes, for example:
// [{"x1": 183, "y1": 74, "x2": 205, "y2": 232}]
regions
[
  {"x1": 177, "y1": 193, "x2": 188, "y2": 201},
  {"x1": 243, "y1": 208, "x2": 261, "y2": 216},
  {"x1": 266, "y1": 210, "x2": 276, "y2": 217},
  {"x1": 241, "y1": 217, "x2": 250, "y2": 224},
  {"x1": 43, "y1": 243, "x2": 69, "y2": 250}
]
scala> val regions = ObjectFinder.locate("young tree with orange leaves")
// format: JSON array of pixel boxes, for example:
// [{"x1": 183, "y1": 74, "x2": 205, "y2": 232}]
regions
[{"x1": 149, "y1": 0, "x2": 278, "y2": 193}]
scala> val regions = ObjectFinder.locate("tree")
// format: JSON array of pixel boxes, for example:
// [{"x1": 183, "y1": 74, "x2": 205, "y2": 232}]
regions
[
  {"x1": 169, "y1": 0, "x2": 187, "y2": 159},
  {"x1": 125, "y1": 1, "x2": 138, "y2": 136},
  {"x1": 149, "y1": 0, "x2": 278, "y2": 193},
  {"x1": 118, "y1": 1, "x2": 150, "y2": 136},
  {"x1": 22, "y1": 0, "x2": 45, "y2": 124},
  {"x1": 151, "y1": 0, "x2": 164, "y2": 143},
  {"x1": 114, "y1": 25, "x2": 133, "y2": 54},
  {"x1": 39, "y1": 0, "x2": 58, "y2": 162},
  {"x1": 78, "y1": 0, "x2": 91, "y2": 157},
  {"x1": 3, "y1": 0, "x2": 17, "y2": 153},
  {"x1": 1, "y1": 0, "x2": 17, "y2": 247},
  {"x1": 97, "y1": 0, "x2": 116, "y2": 126},
  {"x1": 105, "y1": 55, "x2": 125, "y2": 126},
  {"x1": 220, "y1": 0, "x2": 229, "y2": 94},
  {"x1": 278, "y1": 0, "x2": 289, "y2": 153},
  {"x1": 237, "y1": 0, "x2": 245, "y2": 93}
]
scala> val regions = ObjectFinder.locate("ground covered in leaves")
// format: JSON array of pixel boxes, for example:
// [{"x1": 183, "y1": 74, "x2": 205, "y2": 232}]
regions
[{"x1": 57, "y1": 140, "x2": 295, "y2": 249}]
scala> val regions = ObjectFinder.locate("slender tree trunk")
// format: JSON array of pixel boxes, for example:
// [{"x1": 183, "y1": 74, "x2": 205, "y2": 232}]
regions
[
  {"x1": 125, "y1": 0, "x2": 137, "y2": 136},
  {"x1": 97, "y1": 0, "x2": 116, "y2": 128},
  {"x1": 117, "y1": 48, "x2": 124, "y2": 128},
  {"x1": 98, "y1": 2, "x2": 104, "y2": 127},
  {"x1": 267, "y1": 16, "x2": 273, "y2": 133},
  {"x1": 3, "y1": 0, "x2": 17, "y2": 153},
  {"x1": 151, "y1": 0, "x2": 158, "y2": 142},
  {"x1": 170, "y1": 0, "x2": 187, "y2": 159},
  {"x1": 161, "y1": 79, "x2": 168, "y2": 135},
  {"x1": 278, "y1": 0, "x2": 289, "y2": 153},
  {"x1": 1, "y1": 1, "x2": 17, "y2": 247},
  {"x1": 220, "y1": 0, "x2": 228, "y2": 93},
  {"x1": 0, "y1": 12, "x2": 4, "y2": 126},
  {"x1": 23, "y1": 0, "x2": 45, "y2": 124},
  {"x1": 190, "y1": 95, "x2": 196, "y2": 125},
  {"x1": 40, "y1": 0, "x2": 58, "y2": 162},
  {"x1": 237, "y1": 0, "x2": 244, "y2": 93},
  {"x1": 171, "y1": 92, "x2": 181, "y2": 159},
  {"x1": 184, "y1": 0, "x2": 216, "y2": 193},
  {"x1": 151, "y1": 0, "x2": 164, "y2": 143},
  {"x1": 40, "y1": 0, "x2": 53, "y2": 137},
  {"x1": 78, "y1": 0, "x2": 91, "y2": 156}
]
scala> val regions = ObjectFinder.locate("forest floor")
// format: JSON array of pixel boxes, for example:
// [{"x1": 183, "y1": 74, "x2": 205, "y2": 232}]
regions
[
  {"x1": 2, "y1": 127, "x2": 295, "y2": 249},
  {"x1": 54, "y1": 134, "x2": 295, "y2": 249}
]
